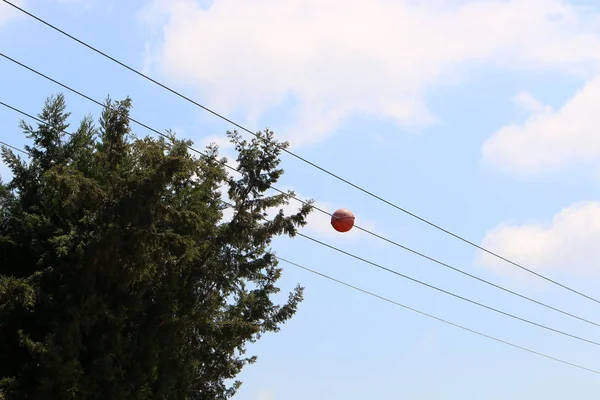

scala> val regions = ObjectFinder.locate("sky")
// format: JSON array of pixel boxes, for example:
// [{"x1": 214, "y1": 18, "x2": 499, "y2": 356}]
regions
[{"x1": 2, "y1": 0, "x2": 600, "y2": 398}]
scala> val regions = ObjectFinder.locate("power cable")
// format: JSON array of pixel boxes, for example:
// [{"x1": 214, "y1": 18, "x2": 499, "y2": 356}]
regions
[
  {"x1": 0, "y1": 52, "x2": 600, "y2": 327},
  {"x1": 4, "y1": 0, "x2": 599, "y2": 304},
  {"x1": 276, "y1": 256, "x2": 600, "y2": 376},
  {"x1": 1, "y1": 103, "x2": 600, "y2": 349},
  {"x1": 2, "y1": 52, "x2": 600, "y2": 332},
  {"x1": 0, "y1": 142, "x2": 596, "y2": 375},
  {"x1": 0, "y1": 139, "x2": 28, "y2": 155}
]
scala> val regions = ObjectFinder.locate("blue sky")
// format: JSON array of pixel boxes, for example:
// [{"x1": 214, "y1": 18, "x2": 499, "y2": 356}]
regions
[{"x1": 2, "y1": 0, "x2": 600, "y2": 398}]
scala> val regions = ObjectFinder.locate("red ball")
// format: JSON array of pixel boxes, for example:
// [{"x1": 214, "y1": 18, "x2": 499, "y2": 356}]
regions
[{"x1": 331, "y1": 208, "x2": 355, "y2": 232}]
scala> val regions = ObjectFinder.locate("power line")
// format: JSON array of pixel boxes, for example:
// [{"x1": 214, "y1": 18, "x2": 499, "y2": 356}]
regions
[
  {"x1": 3, "y1": 94, "x2": 598, "y2": 333},
  {"x1": 0, "y1": 141, "x2": 596, "y2": 375},
  {"x1": 4, "y1": 0, "x2": 599, "y2": 305},
  {"x1": 6, "y1": 141, "x2": 596, "y2": 379},
  {"x1": 276, "y1": 256, "x2": 600, "y2": 376},
  {"x1": 295, "y1": 231, "x2": 600, "y2": 347},
  {"x1": 2, "y1": 54, "x2": 600, "y2": 336},
  {"x1": 1, "y1": 105, "x2": 599, "y2": 350},
  {"x1": 0, "y1": 139, "x2": 28, "y2": 155}
]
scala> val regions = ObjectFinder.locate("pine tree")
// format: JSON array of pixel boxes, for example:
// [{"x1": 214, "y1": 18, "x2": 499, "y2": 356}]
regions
[{"x1": 0, "y1": 94, "x2": 312, "y2": 399}]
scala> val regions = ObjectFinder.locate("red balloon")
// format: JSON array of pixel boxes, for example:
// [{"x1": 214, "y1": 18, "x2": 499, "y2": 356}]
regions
[{"x1": 331, "y1": 208, "x2": 355, "y2": 232}]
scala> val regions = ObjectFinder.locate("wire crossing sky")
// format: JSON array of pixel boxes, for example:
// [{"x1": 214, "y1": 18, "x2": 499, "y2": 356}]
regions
[
  {"x1": 1, "y1": 86, "x2": 598, "y2": 332},
  {"x1": 1, "y1": 134, "x2": 599, "y2": 376},
  {"x1": 3, "y1": 0, "x2": 599, "y2": 306},
  {"x1": 3, "y1": 1, "x2": 600, "y2": 398},
  {"x1": 2, "y1": 56, "x2": 600, "y2": 349}
]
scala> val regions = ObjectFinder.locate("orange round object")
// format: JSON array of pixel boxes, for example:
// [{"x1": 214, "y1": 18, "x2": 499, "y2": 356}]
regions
[{"x1": 331, "y1": 208, "x2": 355, "y2": 232}]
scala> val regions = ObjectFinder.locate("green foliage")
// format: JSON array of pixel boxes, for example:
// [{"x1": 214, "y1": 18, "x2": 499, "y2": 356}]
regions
[{"x1": 0, "y1": 94, "x2": 313, "y2": 399}]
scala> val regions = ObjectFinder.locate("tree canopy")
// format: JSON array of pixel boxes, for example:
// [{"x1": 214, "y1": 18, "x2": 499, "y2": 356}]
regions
[{"x1": 0, "y1": 94, "x2": 313, "y2": 399}]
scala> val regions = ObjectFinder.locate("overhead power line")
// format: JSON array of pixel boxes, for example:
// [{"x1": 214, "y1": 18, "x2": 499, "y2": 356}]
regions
[
  {"x1": 0, "y1": 139, "x2": 27, "y2": 155},
  {"x1": 2, "y1": 88, "x2": 596, "y2": 332},
  {"x1": 4, "y1": 0, "x2": 599, "y2": 305},
  {"x1": 2, "y1": 52, "x2": 600, "y2": 334},
  {"x1": 0, "y1": 143, "x2": 596, "y2": 375},
  {"x1": 1, "y1": 140, "x2": 600, "y2": 378},
  {"x1": 1, "y1": 95, "x2": 599, "y2": 349},
  {"x1": 276, "y1": 257, "x2": 600, "y2": 376}
]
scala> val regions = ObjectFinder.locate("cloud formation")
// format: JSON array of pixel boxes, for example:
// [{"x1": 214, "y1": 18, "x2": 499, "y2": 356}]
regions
[
  {"x1": 476, "y1": 201, "x2": 600, "y2": 281},
  {"x1": 0, "y1": 0, "x2": 23, "y2": 27},
  {"x1": 511, "y1": 90, "x2": 546, "y2": 113},
  {"x1": 139, "y1": 0, "x2": 600, "y2": 147},
  {"x1": 482, "y1": 77, "x2": 600, "y2": 175}
]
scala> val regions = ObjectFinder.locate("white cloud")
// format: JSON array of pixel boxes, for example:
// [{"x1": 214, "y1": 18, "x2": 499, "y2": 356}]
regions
[
  {"x1": 139, "y1": 0, "x2": 600, "y2": 147},
  {"x1": 511, "y1": 91, "x2": 545, "y2": 113},
  {"x1": 53, "y1": 0, "x2": 112, "y2": 13},
  {"x1": 482, "y1": 76, "x2": 600, "y2": 175},
  {"x1": 0, "y1": 0, "x2": 23, "y2": 27},
  {"x1": 476, "y1": 201, "x2": 600, "y2": 282},
  {"x1": 141, "y1": 41, "x2": 155, "y2": 76}
]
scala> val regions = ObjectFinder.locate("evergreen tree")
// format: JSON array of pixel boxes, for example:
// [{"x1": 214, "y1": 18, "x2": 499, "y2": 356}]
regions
[{"x1": 0, "y1": 94, "x2": 312, "y2": 399}]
